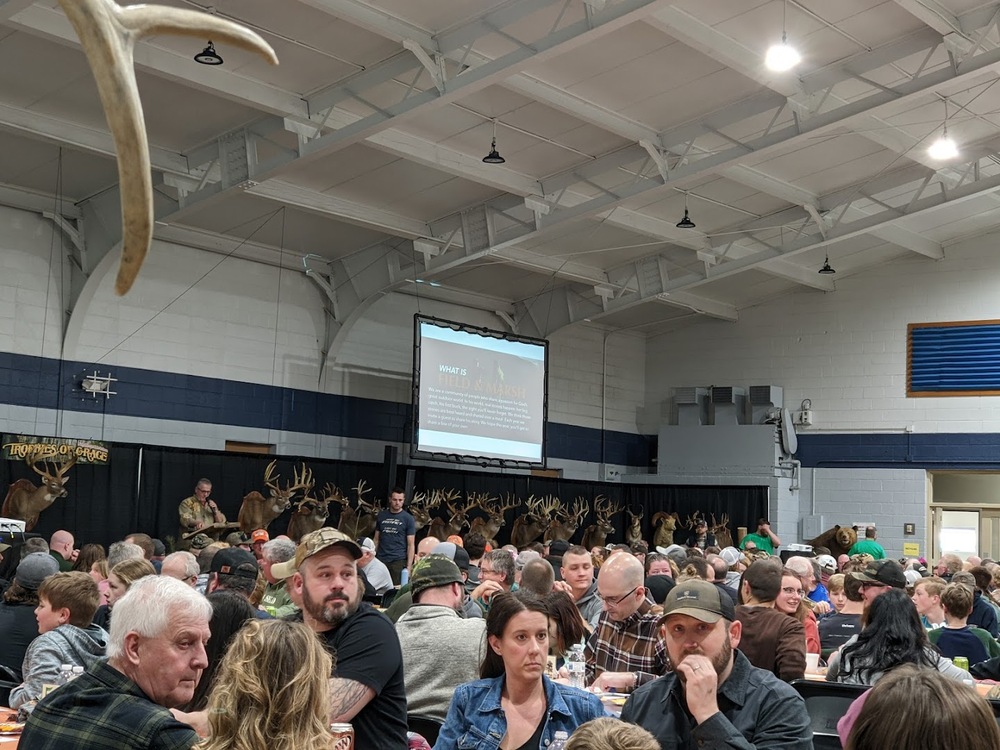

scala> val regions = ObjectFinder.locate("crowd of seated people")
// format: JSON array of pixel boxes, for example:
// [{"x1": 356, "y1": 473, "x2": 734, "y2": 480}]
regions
[{"x1": 6, "y1": 511, "x2": 1000, "y2": 750}]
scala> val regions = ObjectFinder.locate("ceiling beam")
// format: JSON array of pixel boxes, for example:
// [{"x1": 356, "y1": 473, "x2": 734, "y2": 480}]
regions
[
  {"x1": 7, "y1": 4, "x2": 309, "y2": 117},
  {"x1": 0, "y1": 0, "x2": 34, "y2": 21},
  {"x1": 893, "y1": 0, "x2": 965, "y2": 36},
  {"x1": 0, "y1": 181, "x2": 82, "y2": 218},
  {"x1": 522, "y1": 152, "x2": 1000, "y2": 327}
]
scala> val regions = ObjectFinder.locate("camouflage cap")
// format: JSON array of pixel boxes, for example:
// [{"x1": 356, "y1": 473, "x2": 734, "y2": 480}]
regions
[
  {"x1": 410, "y1": 554, "x2": 464, "y2": 601},
  {"x1": 270, "y1": 527, "x2": 362, "y2": 579}
]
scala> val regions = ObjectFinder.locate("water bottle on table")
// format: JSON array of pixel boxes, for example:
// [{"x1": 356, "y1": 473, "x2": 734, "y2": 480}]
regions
[{"x1": 567, "y1": 643, "x2": 586, "y2": 690}]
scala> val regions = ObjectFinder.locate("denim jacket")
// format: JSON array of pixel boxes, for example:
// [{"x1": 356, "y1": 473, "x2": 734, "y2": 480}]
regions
[{"x1": 433, "y1": 674, "x2": 604, "y2": 750}]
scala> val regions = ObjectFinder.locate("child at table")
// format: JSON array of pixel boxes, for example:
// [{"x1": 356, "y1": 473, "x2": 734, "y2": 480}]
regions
[{"x1": 9, "y1": 572, "x2": 108, "y2": 709}]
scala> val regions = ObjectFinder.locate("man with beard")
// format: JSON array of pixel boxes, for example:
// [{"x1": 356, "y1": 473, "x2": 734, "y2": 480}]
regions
[
  {"x1": 275, "y1": 527, "x2": 407, "y2": 750},
  {"x1": 620, "y1": 580, "x2": 812, "y2": 749}
]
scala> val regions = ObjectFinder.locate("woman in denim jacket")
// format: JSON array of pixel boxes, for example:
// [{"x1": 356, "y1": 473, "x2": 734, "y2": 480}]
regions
[{"x1": 434, "y1": 591, "x2": 604, "y2": 750}]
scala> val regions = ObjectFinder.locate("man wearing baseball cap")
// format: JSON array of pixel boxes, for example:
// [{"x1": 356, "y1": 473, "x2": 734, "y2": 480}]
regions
[
  {"x1": 281, "y1": 528, "x2": 407, "y2": 750},
  {"x1": 620, "y1": 579, "x2": 811, "y2": 749},
  {"x1": 394, "y1": 554, "x2": 485, "y2": 721},
  {"x1": 851, "y1": 559, "x2": 906, "y2": 607}
]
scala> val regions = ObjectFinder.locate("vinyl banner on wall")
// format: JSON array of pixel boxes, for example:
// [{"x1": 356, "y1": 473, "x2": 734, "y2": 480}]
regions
[{"x1": 1, "y1": 434, "x2": 110, "y2": 464}]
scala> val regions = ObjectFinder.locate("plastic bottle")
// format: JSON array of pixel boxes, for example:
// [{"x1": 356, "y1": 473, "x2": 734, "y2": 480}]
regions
[
  {"x1": 57, "y1": 664, "x2": 73, "y2": 686},
  {"x1": 550, "y1": 730, "x2": 569, "y2": 750},
  {"x1": 567, "y1": 644, "x2": 586, "y2": 690},
  {"x1": 71, "y1": 666, "x2": 85, "y2": 680}
]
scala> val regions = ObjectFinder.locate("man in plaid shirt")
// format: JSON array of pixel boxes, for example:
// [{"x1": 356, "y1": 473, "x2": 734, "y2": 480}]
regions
[
  {"x1": 586, "y1": 552, "x2": 670, "y2": 691},
  {"x1": 19, "y1": 576, "x2": 210, "y2": 750}
]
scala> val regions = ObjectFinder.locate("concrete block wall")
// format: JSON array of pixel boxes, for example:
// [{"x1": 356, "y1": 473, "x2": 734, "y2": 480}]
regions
[
  {"x1": 65, "y1": 239, "x2": 325, "y2": 391},
  {"x1": 645, "y1": 230, "x2": 1000, "y2": 433},
  {"x1": 0, "y1": 205, "x2": 69, "y2": 360},
  {"x1": 800, "y1": 468, "x2": 927, "y2": 559}
]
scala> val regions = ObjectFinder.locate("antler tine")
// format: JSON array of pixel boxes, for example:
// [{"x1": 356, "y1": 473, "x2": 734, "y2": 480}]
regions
[
  {"x1": 353, "y1": 479, "x2": 371, "y2": 498},
  {"x1": 56, "y1": 456, "x2": 78, "y2": 477},
  {"x1": 499, "y1": 494, "x2": 519, "y2": 513},
  {"x1": 29, "y1": 458, "x2": 48, "y2": 478},
  {"x1": 263, "y1": 459, "x2": 280, "y2": 490},
  {"x1": 412, "y1": 491, "x2": 427, "y2": 507}
]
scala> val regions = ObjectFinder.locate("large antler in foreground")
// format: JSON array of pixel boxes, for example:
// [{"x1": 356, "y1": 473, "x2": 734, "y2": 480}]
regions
[{"x1": 59, "y1": 0, "x2": 277, "y2": 295}]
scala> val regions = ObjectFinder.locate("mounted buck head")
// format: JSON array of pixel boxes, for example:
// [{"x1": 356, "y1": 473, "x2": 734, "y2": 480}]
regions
[
  {"x1": 544, "y1": 496, "x2": 588, "y2": 543},
  {"x1": 469, "y1": 493, "x2": 517, "y2": 544},
  {"x1": 2, "y1": 457, "x2": 78, "y2": 531}
]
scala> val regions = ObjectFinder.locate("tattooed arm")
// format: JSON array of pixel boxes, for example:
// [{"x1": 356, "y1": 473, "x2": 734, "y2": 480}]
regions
[{"x1": 329, "y1": 677, "x2": 376, "y2": 722}]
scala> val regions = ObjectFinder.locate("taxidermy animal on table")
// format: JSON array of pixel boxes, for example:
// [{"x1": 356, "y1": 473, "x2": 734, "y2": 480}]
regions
[{"x1": 59, "y1": 0, "x2": 278, "y2": 295}]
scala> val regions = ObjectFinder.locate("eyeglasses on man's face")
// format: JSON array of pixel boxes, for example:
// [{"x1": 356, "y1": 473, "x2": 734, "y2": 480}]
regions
[{"x1": 598, "y1": 586, "x2": 638, "y2": 605}]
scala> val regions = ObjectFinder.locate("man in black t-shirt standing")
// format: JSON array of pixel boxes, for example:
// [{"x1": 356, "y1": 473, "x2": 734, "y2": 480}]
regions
[{"x1": 274, "y1": 528, "x2": 407, "y2": 749}]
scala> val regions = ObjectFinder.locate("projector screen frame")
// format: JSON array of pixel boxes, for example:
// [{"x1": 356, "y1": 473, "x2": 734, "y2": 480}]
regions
[{"x1": 410, "y1": 314, "x2": 549, "y2": 469}]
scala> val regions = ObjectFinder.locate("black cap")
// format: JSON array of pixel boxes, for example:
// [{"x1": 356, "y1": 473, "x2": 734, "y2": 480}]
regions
[
  {"x1": 852, "y1": 559, "x2": 906, "y2": 589},
  {"x1": 210, "y1": 547, "x2": 259, "y2": 579}
]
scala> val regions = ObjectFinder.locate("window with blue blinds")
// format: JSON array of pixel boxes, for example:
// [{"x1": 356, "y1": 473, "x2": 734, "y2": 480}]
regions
[{"x1": 908, "y1": 320, "x2": 1000, "y2": 396}]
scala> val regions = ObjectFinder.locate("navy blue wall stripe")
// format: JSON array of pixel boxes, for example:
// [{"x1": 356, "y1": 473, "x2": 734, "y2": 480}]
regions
[
  {"x1": 797, "y1": 432, "x2": 1000, "y2": 469},
  {"x1": 0, "y1": 351, "x2": 654, "y2": 467}
]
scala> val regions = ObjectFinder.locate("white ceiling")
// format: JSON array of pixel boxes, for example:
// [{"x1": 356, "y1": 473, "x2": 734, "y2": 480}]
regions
[{"x1": 7, "y1": 0, "x2": 1000, "y2": 337}]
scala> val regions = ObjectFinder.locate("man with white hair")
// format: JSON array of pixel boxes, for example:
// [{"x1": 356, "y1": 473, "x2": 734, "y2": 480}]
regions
[
  {"x1": 159, "y1": 551, "x2": 198, "y2": 587},
  {"x1": 20, "y1": 576, "x2": 211, "y2": 750},
  {"x1": 358, "y1": 537, "x2": 394, "y2": 595},
  {"x1": 107, "y1": 541, "x2": 145, "y2": 569},
  {"x1": 260, "y1": 537, "x2": 298, "y2": 617}
]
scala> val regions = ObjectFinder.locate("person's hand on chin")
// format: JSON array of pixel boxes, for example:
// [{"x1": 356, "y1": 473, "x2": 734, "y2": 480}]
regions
[{"x1": 675, "y1": 655, "x2": 719, "y2": 725}]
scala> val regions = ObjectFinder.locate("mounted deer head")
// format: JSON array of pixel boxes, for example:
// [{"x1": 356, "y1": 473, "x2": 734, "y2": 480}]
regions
[
  {"x1": 544, "y1": 496, "x2": 588, "y2": 543},
  {"x1": 469, "y1": 493, "x2": 518, "y2": 546},
  {"x1": 287, "y1": 482, "x2": 336, "y2": 542},
  {"x1": 511, "y1": 495, "x2": 560, "y2": 547},
  {"x1": 409, "y1": 490, "x2": 442, "y2": 531},
  {"x1": 581, "y1": 495, "x2": 623, "y2": 550},
  {"x1": 2, "y1": 457, "x2": 77, "y2": 531},
  {"x1": 238, "y1": 460, "x2": 310, "y2": 533},
  {"x1": 711, "y1": 513, "x2": 734, "y2": 548},
  {"x1": 338, "y1": 480, "x2": 380, "y2": 540}
]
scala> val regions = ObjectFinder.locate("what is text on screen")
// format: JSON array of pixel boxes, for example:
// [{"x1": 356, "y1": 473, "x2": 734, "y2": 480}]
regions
[{"x1": 411, "y1": 316, "x2": 548, "y2": 467}]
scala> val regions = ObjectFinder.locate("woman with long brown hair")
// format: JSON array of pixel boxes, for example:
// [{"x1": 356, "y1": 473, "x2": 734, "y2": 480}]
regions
[{"x1": 774, "y1": 569, "x2": 820, "y2": 654}]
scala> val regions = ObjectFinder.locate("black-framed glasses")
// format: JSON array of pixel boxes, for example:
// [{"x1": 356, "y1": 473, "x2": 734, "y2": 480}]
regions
[
  {"x1": 597, "y1": 586, "x2": 639, "y2": 605},
  {"x1": 860, "y1": 581, "x2": 888, "y2": 590},
  {"x1": 781, "y1": 586, "x2": 804, "y2": 597}
]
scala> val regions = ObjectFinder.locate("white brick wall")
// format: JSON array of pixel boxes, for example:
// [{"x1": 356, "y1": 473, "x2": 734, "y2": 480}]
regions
[
  {"x1": 65, "y1": 240, "x2": 325, "y2": 390},
  {"x1": 548, "y1": 326, "x2": 645, "y2": 432},
  {"x1": 1, "y1": 205, "x2": 69, "y2": 359},
  {"x1": 645, "y1": 230, "x2": 1000, "y2": 433}
]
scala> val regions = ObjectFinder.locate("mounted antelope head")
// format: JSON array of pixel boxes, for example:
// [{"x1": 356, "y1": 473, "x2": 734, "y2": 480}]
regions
[
  {"x1": 544, "y1": 496, "x2": 589, "y2": 543},
  {"x1": 287, "y1": 482, "x2": 337, "y2": 542},
  {"x1": 238, "y1": 460, "x2": 310, "y2": 533},
  {"x1": 2, "y1": 457, "x2": 77, "y2": 531},
  {"x1": 625, "y1": 507, "x2": 644, "y2": 547},
  {"x1": 511, "y1": 495, "x2": 560, "y2": 548},
  {"x1": 581, "y1": 495, "x2": 623, "y2": 550},
  {"x1": 469, "y1": 493, "x2": 518, "y2": 547}
]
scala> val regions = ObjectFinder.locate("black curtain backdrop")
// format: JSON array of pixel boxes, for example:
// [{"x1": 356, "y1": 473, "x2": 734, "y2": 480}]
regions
[{"x1": 1, "y1": 444, "x2": 766, "y2": 551}]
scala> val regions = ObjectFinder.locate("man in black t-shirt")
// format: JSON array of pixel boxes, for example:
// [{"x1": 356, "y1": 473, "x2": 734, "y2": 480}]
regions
[{"x1": 274, "y1": 528, "x2": 407, "y2": 749}]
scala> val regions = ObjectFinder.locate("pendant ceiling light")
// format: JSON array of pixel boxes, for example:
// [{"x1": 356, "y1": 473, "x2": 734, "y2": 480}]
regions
[
  {"x1": 928, "y1": 98, "x2": 959, "y2": 161},
  {"x1": 194, "y1": 41, "x2": 224, "y2": 65},
  {"x1": 765, "y1": 1, "x2": 800, "y2": 72},
  {"x1": 818, "y1": 254, "x2": 836, "y2": 275},
  {"x1": 482, "y1": 119, "x2": 505, "y2": 164},
  {"x1": 676, "y1": 192, "x2": 696, "y2": 229}
]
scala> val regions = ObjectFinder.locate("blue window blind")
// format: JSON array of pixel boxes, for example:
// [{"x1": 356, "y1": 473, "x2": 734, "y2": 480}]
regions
[{"x1": 908, "y1": 321, "x2": 1000, "y2": 396}]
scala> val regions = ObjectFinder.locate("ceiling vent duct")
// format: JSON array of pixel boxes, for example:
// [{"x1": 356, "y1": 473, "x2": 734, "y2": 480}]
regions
[
  {"x1": 674, "y1": 387, "x2": 708, "y2": 426},
  {"x1": 748, "y1": 385, "x2": 783, "y2": 424},
  {"x1": 710, "y1": 386, "x2": 746, "y2": 425}
]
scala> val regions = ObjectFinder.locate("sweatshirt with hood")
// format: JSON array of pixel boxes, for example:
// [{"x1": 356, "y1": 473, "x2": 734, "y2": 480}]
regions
[{"x1": 10, "y1": 623, "x2": 109, "y2": 708}]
